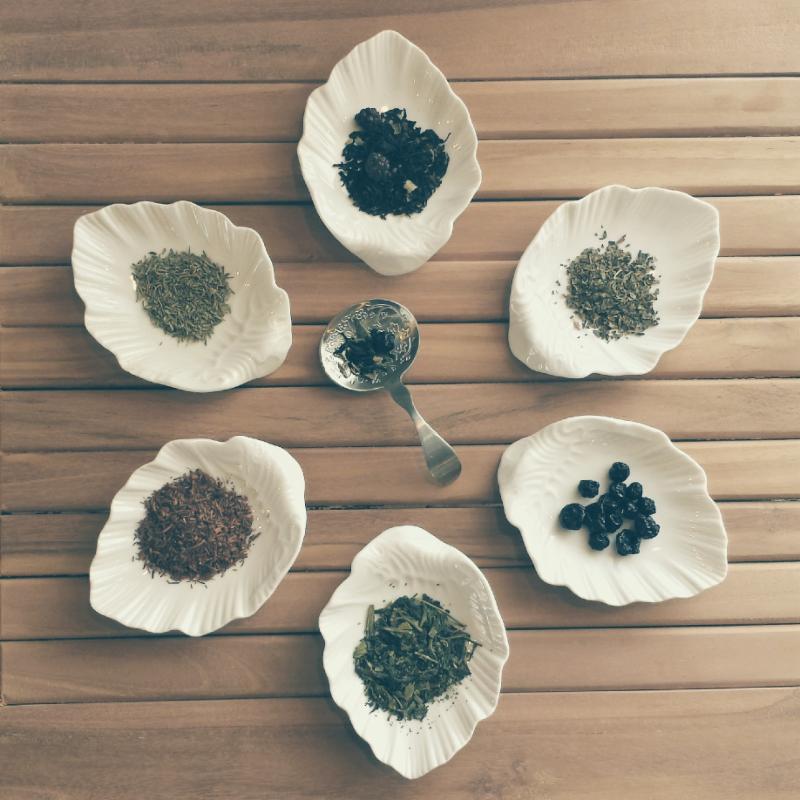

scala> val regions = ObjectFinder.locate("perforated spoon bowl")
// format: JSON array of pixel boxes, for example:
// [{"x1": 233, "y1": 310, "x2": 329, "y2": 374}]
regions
[{"x1": 320, "y1": 299, "x2": 462, "y2": 485}]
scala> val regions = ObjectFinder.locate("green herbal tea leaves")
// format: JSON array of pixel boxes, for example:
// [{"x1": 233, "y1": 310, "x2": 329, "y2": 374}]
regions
[
  {"x1": 134, "y1": 469, "x2": 258, "y2": 583},
  {"x1": 336, "y1": 107, "x2": 449, "y2": 218},
  {"x1": 563, "y1": 232, "x2": 660, "y2": 341},
  {"x1": 132, "y1": 248, "x2": 233, "y2": 343},
  {"x1": 353, "y1": 594, "x2": 479, "y2": 722}
]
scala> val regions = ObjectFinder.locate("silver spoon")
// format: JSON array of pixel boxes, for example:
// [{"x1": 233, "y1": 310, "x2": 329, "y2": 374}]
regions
[{"x1": 320, "y1": 299, "x2": 462, "y2": 485}]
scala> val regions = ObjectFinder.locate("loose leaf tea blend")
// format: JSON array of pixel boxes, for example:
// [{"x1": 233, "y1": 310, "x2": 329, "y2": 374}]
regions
[
  {"x1": 334, "y1": 323, "x2": 399, "y2": 381},
  {"x1": 353, "y1": 594, "x2": 480, "y2": 721},
  {"x1": 563, "y1": 231, "x2": 660, "y2": 341},
  {"x1": 336, "y1": 107, "x2": 449, "y2": 218},
  {"x1": 132, "y1": 248, "x2": 233, "y2": 343},
  {"x1": 134, "y1": 469, "x2": 258, "y2": 582}
]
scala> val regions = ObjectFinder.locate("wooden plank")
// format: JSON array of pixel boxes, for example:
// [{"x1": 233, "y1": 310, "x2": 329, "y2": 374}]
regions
[
  {"x1": 3, "y1": 380, "x2": 798, "y2": 452},
  {"x1": 3, "y1": 625, "x2": 799, "y2": 703},
  {"x1": 3, "y1": 78, "x2": 800, "y2": 143},
  {"x1": 3, "y1": 138, "x2": 800, "y2": 203},
  {"x1": 0, "y1": 689, "x2": 796, "y2": 800},
  {"x1": 3, "y1": 258, "x2": 799, "y2": 326},
  {"x1": 3, "y1": 501, "x2": 797, "y2": 578},
  {"x1": 2, "y1": 440, "x2": 798, "y2": 511},
  {"x1": 3, "y1": 564, "x2": 799, "y2": 641},
  {"x1": 2, "y1": 197, "x2": 798, "y2": 265},
  {"x1": 2, "y1": 0, "x2": 799, "y2": 81},
  {"x1": 3, "y1": 320, "x2": 799, "y2": 390}
]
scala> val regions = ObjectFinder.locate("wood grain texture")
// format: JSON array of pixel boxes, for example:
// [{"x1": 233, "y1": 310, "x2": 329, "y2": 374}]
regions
[
  {"x1": 2, "y1": 320, "x2": 799, "y2": 389},
  {"x1": 3, "y1": 564, "x2": 799, "y2": 641},
  {"x1": 3, "y1": 197, "x2": 798, "y2": 265},
  {"x1": 3, "y1": 380, "x2": 798, "y2": 451},
  {"x1": 3, "y1": 501, "x2": 797, "y2": 578},
  {"x1": 3, "y1": 138, "x2": 800, "y2": 202},
  {"x1": 3, "y1": 625, "x2": 799, "y2": 703},
  {"x1": 3, "y1": 78, "x2": 800, "y2": 143},
  {"x1": 3, "y1": 258, "x2": 800, "y2": 326},
  {"x1": 2, "y1": 0, "x2": 799, "y2": 81},
  {"x1": 0, "y1": 689, "x2": 796, "y2": 800},
  {"x1": 3, "y1": 441, "x2": 799, "y2": 511}
]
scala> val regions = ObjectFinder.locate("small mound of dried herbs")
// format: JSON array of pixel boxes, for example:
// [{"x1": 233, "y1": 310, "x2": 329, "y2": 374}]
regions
[
  {"x1": 353, "y1": 594, "x2": 480, "y2": 721},
  {"x1": 335, "y1": 107, "x2": 449, "y2": 218},
  {"x1": 334, "y1": 325, "x2": 398, "y2": 381},
  {"x1": 563, "y1": 231, "x2": 660, "y2": 341},
  {"x1": 134, "y1": 469, "x2": 258, "y2": 583},
  {"x1": 132, "y1": 248, "x2": 233, "y2": 343}
]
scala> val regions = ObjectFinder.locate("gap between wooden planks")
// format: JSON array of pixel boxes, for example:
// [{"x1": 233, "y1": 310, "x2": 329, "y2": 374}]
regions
[
  {"x1": 2, "y1": 320, "x2": 798, "y2": 389},
  {"x1": 2, "y1": 564, "x2": 799, "y2": 641},
  {"x1": 2, "y1": 441, "x2": 799, "y2": 511},
  {"x1": 2, "y1": 381, "x2": 798, "y2": 452},
  {"x1": 1, "y1": 0, "x2": 799, "y2": 81},
  {"x1": 3, "y1": 197, "x2": 799, "y2": 265},
  {"x1": 2, "y1": 78, "x2": 800, "y2": 142},
  {"x1": 2, "y1": 625, "x2": 799, "y2": 704},
  {"x1": 2, "y1": 502, "x2": 798, "y2": 576},
  {"x1": 3, "y1": 138, "x2": 800, "y2": 203},
  {"x1": 0, "y1": 689, "x2": 795, "y2": 800}
]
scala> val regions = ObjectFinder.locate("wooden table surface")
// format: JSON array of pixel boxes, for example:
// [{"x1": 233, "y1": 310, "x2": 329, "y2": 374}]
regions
[{"x1": 1, "y1": 2, "x2": 799, "y2": 798}]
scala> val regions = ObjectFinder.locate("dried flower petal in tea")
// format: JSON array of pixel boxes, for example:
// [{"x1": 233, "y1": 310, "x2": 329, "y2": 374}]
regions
[{"x1": 353, "y1": 594, "x2": 479, "y2": 721}]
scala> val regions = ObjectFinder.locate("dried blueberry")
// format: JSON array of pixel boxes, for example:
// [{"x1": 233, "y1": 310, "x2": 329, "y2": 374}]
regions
[
  {"x1": 578, "y1": 479, "x2": 600, "y2": 498},
  {"x1": 588, "y1": 531, "x2": 610, "y2": 551},
  {"x1": 635, "y1": 515, "x2": 660, "y2": 539},
  {"x1": 622, "y1": 501, "x2": 639, "y2": 519},
  {"x1": 616, "y1": 530, "x2": 641, "y2": 556},
  {"x1": 607, "y1": 482, "x2": 626, "y2": 501},
  {"x1": 638, "y1": 497, "x2": 657, "y2": 516},
  {"x1": 625, "y1": 481, "x2": 643, "y2": 500},
  {"x1": 604, "y1": 509, "x2": 623, "y2": 533},
  {"x1": 609, "y1": 461, "x2": 630, "y2": 482},
  {"x1": 584, "y1": 503, "x2": 607, "y2": 534},
  {"x1": 559, "y1": 503, "x2": 585, "y2": 530}
]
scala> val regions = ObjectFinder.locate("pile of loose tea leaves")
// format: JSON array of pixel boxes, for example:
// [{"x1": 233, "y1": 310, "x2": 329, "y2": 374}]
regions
[
  {"x1": 132, "y1": 248, "x2": 233, "y2": 343},
  {"x1": 353, "y1": 594, "x2": 480, "y2": 721},
  {"x1": 559, "y1": 461, "x2": 661, "y2": 556},
  {"x1": 563, "y1": 231, "x2": 660, "y2": 341},
  {"x1": 335, "y1": 107, "x2": 449, "y2": 218},
  {"x1": 334, "y1": 324, "x2": 398, "y2": 381},
  {"x1": 134, "y1": 469, "x2": 258, "y2": 582}
]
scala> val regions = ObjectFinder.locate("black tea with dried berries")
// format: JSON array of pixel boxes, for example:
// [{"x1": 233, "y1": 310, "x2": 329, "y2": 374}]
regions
[
  {"x1": 353, "y1": 594, "x2": 480, "y2": 721},
  {"x1": 134, "y1": 469, "x2": 258, "y2": 583},
  {"x1": 335, "y1": 107, "x2": 449, "y2": 218}
]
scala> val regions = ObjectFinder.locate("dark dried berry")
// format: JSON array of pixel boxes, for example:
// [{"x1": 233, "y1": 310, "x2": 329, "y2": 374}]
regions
[
  {"x1": 584, "y1": 502, "x2": 606, "y2": 534},
  {"x1": 604, "y1": 509, "x2": 623, "y2": 533},
  {"x1": 607, "y1": 482, "x2": 626, "y2": 501},
  {"x1": 635, "y1": 515, "x2": 660, "y2": 539},
  {"x1": 559, "y1": 503, "x2": 585, "y2": 530},
  {"x1": 638, "y1": 496, "x2": 657, "y2": 516},
  {"x1": 599, "y1": 493, "x2": 621, "y2": 511},
  {"x1": 609, "y1": 461, "x2": 630, "y2": 482},
  {"x1": 616, "y1": 529, "x2": 641, "y2": 556},
  {"x1": 625, "y1": 481, "x2": 643, "y2": 500},
  {"x1": 622, "y1": 501, "x2": 639, "y2": 519},
  {"x1": 588, "y1": 531, "x2": 610, "y2": 551},
  {"x1": 578, "y1": 479, "x2": 600, "y2": 498}
]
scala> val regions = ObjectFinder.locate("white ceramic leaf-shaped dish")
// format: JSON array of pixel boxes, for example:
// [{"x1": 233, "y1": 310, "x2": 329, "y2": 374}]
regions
[
  {"x1": 72, "y1": 201, "x2": 292, "y2": 392},
  {"x1": 498, "y1": 416, "x2": 727, "y2": 606},
  {"x1": 298, "y1": 30, "x2": 481, "y2": 276},
  {"x1": 90, "y1": 436, "x2": 306, "y2": 637},
  {"x1": 319, "y1": 526, "x2": 509, "y2": 779},
  {"x1": 509, "y1": 185, "x2": 720, "y2": 378}
]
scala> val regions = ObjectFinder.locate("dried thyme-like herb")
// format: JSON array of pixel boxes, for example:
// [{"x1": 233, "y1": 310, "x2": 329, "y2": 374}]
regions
[
  {"x1": 335, "y1": 107, "x2": 450, "y2": 218},
  {"x1": 563, "y1": 232, "x2": 660, "y2": 341},
  {"x1": 131, "y1": 248, "x2": 233, "y2": 343},
  {"x1": 353, "y1": 594, "x2": 480, "y2": 721},
  {"x1": 134, "y1": 469, "x2": 258, "y2": 583}
]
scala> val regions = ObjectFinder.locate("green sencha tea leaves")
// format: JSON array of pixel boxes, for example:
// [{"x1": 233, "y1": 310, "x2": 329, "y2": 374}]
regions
[
  {"x1": 353, "y1": 594, "x2": 480, "y2": 721},
  {"x1": 132, "y1": 248, "x2": 233, "y2": 343},
  {"x1": 134, "y1": 469, "x2": 258, "y2": 583},
  {"x1": 335, "y1": 107, "x2": 449, "y2": 218},
  {"x1": 563, "y1": 231, "x2": 660, "y2": 341}
]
